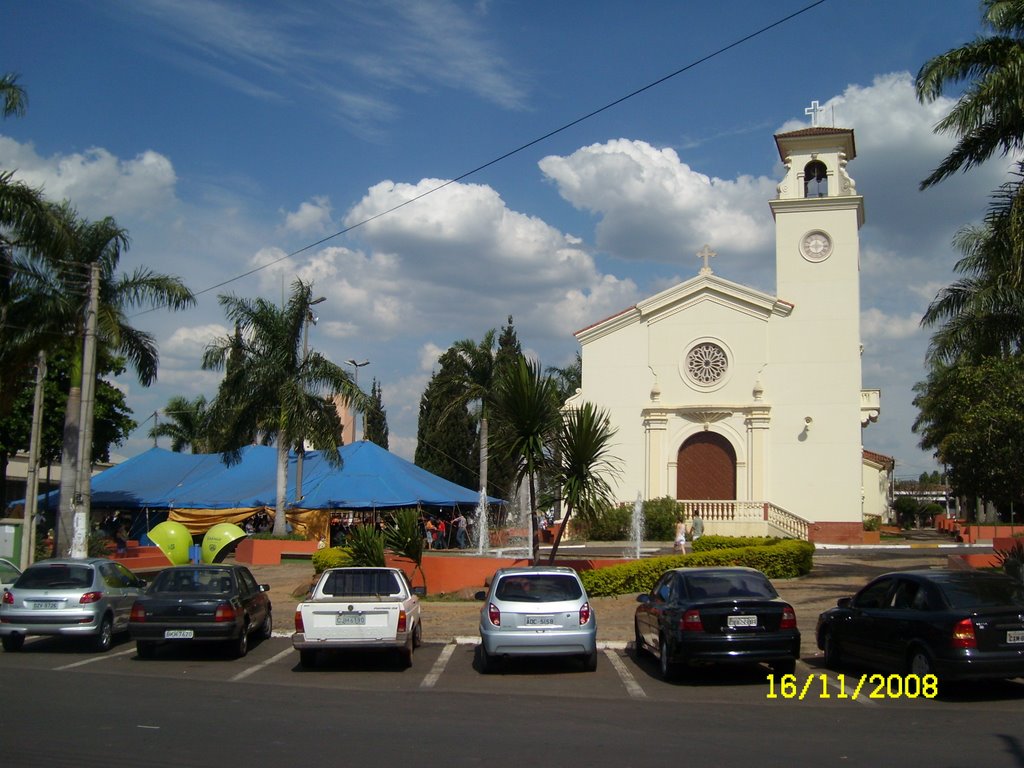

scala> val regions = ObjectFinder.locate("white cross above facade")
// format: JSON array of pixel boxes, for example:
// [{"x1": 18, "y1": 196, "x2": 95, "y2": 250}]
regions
[
  {"x1": 805, "y1": 100, "x2": 823, "y2": 127},
  {"x1": 697, "y1": 244, "x2": 716, "y2": 275}
]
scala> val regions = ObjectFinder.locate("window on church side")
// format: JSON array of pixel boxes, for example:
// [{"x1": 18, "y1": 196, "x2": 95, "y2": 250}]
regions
[
  {"x1": 686, "y1": 342, "x2": 728, "y2": 385},
  {"x1": 804, "y1": 160, "x2": 828, "y2": 198}
]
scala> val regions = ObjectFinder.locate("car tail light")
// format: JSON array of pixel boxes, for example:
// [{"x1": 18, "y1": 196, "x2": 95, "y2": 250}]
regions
[
  {"x1": 79, "y1": 591, "x2": 103, "y2": 604},
  {"x1": 579, "y1": 602, "x2": 592, "y2": 625},
  {"x1": 2, "y1": 590, "x2": 12, "y2": 604},
  {"x1": 294, "y1": 609, "x2": 305, "y2": 633},
  {"x1": 952, "y1": 618, "x2": 977, "y2": 649},
  {"x1": 130, "y1": 602, "x2": 146, "y2": 622},
  {"x1": 214, "y1": 602, "x2": 237, "y2": 622},
  {"x1": 487, "y1": 603, "x2": 501, "y2": 627},
  {"x1": 780, "y1": 605, "x2": 797, "y2": 630},
  {"x1": 398, "y1": 609, "x2": 408, "y2": 633},
  {"x1": 681, "y1": 609, "x2": 703, "y2": 632}
]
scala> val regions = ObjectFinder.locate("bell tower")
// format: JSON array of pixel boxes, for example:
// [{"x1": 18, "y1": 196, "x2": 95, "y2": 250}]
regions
[{"x1": 765, "y1": 106, "x2": 868, "y2": 531}]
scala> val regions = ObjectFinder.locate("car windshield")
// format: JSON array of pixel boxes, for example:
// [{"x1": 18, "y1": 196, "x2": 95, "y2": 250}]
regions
[
  {"x1": 938, "y1": 578, "x2": 1024, "y2": 609},
  {"x1": 494, "y1": 574, "x2": 583, "y2": 603},
  {"x1": 152, "y1": 569, "x2": 233, "y2": 594},
  {"x1": 685, "y1": 572, "x2": 777, "y2": 600},
  {"x1": 15, "y1": 564, "x2": 94, "y2": 590},
  {"x1": 322, "y1": 570, "x2": 401, "y2": 597}
]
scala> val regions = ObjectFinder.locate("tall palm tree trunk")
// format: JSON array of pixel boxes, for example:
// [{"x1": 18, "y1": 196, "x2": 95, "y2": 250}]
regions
[
  {"x1": 56, "y1": 383, "x2": 82, "y2": 556},
  {"x1": 273, "y1": 436, "x2": 290, "y2": 536}
]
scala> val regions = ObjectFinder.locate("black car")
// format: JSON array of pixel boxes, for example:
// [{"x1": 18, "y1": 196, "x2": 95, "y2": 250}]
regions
[
  {"x1": 634, "y1": 566, "x2": 800, "y2": 680},
  {"x1": 129, "y1": 565, "x2": 272, "y2": 659},
  {"x1": 816, "y1": 569, "x2": 1024, "y2": 682}
]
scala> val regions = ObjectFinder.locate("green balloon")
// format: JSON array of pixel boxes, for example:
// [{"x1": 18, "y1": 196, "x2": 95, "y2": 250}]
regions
[
  {"x1": 147, "y1": 521, "x2": 193, "y2": 566},
  {"x1": 201, "y1": 523, "x2": 247, "y2": 563}
]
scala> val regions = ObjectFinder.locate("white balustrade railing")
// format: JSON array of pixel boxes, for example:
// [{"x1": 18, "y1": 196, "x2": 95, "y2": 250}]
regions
[{"x1": 674, "y1": 500, "x2": 810, "y2": 541}]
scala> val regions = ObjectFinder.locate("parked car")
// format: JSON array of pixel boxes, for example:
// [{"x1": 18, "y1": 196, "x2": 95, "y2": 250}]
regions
[
  {"x1": 816, "y1": 569, "x2": 1024, "y2": 682},
  {"x1": 0, "y1": 558, "x2": 20, "y2": 591},
  {"x1": 0, "y1": 558, "x2": 146, "y2": 652},
  {"x1": 634, "y1": 566, "x2": 800, "y2": 680},
  {"x1": 129, "y1": 564, "x2": 272, "y2": 659},
  {"x1": 475, "y1": 566, "x2": 597, "y2": 673}
]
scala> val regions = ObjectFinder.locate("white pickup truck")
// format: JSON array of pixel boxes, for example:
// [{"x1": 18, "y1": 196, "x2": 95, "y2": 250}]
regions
[{"x1": 292, "y1": 566, "x2": 424, "y2": 669}]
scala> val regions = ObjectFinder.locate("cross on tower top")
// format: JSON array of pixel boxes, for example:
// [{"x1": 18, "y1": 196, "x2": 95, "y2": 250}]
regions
[
  {"x1": 697, "y1": 244, "x2": 716, "y2": 275},
  {"x1": 805, "y1": 100, "x2": 824, "y2": 127}
]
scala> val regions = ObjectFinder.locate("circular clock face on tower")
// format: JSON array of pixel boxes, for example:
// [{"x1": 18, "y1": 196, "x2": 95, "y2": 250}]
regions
[{"x1": 800, "y1": 230, "x2": 833, "y2": 262}]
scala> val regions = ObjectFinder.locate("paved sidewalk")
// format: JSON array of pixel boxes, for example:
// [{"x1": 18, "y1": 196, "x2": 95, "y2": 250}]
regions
[{"x1": 248, "y1": 543, "x2": 952, "y2": 658}]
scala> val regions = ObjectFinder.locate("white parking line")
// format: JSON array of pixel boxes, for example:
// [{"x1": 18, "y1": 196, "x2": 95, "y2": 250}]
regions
[
  {"x1": 230, "y1": 647, "x2": 295, "y2": 681},
  {"x1": 54, "y1": 648, "x2": 136, "y2": 670},
  {"x1": 604, "y1": 648, "x2": 646, "y2": 699},
  {"x1": 421, "y1": 642, "x2": 457, "y2": 688}
]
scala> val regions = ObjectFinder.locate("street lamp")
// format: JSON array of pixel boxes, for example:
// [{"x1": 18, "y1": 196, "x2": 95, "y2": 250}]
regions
[
  {"x1": 296, "y1": 296, "x2": 327, "y2": 502},
  {"x1": 345, "y1": 358, "x2": 370, "y2": 441}
]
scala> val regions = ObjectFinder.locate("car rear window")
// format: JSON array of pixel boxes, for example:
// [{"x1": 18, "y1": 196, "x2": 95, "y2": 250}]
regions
[
  {"x1": 494, "y1": 574, "x2": 583, "y2": 602},
  {"x1": 685, "y1": 572, "x2": 777, "y2": 600},
  {"x1": 322, "y1": 570, "x2": 401, "y2": 597},
  {"x1": 15, "y1": 564, "x2": 94, "y2": 589},
  {"x1": 152, "y1": 569, "x2": 233, "y2": 594},
  {"x1": 938, "y1": 578, "x2": 1024, "y2": 609}
]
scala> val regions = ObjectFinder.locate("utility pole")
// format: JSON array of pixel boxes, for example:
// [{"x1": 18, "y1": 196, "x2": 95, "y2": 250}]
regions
[
  {"x1": 21, "y1": 350, "x2": 46, "y2": 569},
  {"x1": 345, "y1": 359, "x2": 370, "y2": 440},
  {"x1": 71, "y1": 262, "x2": 100, "y2": 559}
]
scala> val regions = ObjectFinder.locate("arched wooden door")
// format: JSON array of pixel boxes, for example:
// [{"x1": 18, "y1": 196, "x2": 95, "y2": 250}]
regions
[{"x1": 677, "y1": 432, "x2": 737, "y2": 500}]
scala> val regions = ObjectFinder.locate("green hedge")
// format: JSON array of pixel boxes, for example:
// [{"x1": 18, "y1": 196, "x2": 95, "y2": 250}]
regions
[
  {"x1": 691, "y1": 535, "x2": 785, "y2": 552},
  {"x1": 312, "y1": 546, "x2": 352, "y2": 574},
  {"x1": 579, "y1": 539, "x2": 815, "y2": 597}
]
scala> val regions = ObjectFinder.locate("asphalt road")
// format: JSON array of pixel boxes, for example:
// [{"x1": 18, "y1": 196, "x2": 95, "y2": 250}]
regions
[{"x1": 2, "y1": 627, "x2": 1024, "y2": 768}]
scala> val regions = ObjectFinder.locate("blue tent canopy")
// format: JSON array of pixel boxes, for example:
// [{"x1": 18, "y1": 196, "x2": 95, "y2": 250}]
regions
[{"x1": 35, "y1": 441, "x2": 500, "y2": 512}]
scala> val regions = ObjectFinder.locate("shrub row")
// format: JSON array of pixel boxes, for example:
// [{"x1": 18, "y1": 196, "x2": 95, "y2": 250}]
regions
[
  {"x1": 312, "y1": 546, "x2": 352, "y2": 573},
  {"x1": 579, "y1": 539, "x2": 815, "y2": 597},
  {"x1": 573, "y1": 496, "x2": 689, "y2": 542},
  {"x1": 691, "y1": 535, "x2": 785, "y2": 552}
]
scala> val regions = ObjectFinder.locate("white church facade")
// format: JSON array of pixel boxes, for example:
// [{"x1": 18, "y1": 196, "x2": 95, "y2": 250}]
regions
[{"x1": 569, "y1": 123, "x2": 887, "y2": 544}]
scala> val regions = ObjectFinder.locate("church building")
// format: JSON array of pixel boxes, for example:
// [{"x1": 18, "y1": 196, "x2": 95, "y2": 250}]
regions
[{"x1": 568, "y1": 117, "x2": 885, "y2": 544}]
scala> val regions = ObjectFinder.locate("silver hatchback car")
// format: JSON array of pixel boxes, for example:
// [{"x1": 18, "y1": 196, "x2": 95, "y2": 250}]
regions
[
  {"x1": 475, "y1": 566, "x2": 597, "y2": 672},
  {"x1": 0, "y1": 558, "x2": 146, "y2": 652}
]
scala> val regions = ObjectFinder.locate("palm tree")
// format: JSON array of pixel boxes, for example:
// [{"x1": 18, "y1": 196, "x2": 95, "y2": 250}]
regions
[
  {"x1": 915, "y1": 0, "x2": 1024, "y2": 189},
  {"x1": 149, "y1": 395, "x2": 210, "y2": 453},
  {"x1": 446, "y1": 329, "x2": 498, "y2": 496},
  {"x1": 546, "y1": 402, "x2": 621, "y2": 564},
  {"x1": 1, "y1": 73, "x2": 27, "y2": 118},
  {"x1": 546, "y1": 351, "x2": 582, "y2": 403},
  {"x1": 491, "y1": 356, "x2": 560, "y2": 562},
  {"x1": 202, "y1": 278, "x2": 365, "y2": 536},
  {"x1": 50, "y1": 211, "x2": 194, "y2": 553},
  {"x1": 923, "y1": 171, "x2": 1024, "y2": 362}
]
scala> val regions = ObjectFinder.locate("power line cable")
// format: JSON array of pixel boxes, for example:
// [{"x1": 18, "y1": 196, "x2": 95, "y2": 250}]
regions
[{"x1": 132, "y1": 0, "x2": 829, "y2": 316}]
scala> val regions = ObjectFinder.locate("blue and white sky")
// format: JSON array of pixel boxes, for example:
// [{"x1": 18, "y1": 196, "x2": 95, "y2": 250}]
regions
[{"x1": 0, "y1": 1, "x2": 1004, "y2": 479}]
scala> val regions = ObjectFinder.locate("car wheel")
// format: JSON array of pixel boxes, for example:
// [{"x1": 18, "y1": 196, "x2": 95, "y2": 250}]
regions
[
  {"x1": 260, "y1": 609, "x2": 273, "y2": 640},
  {"x1": 232, "y1": 623, "x2": 249, "y2": 659},
  {"x1": 583, "y1": 650, "x2": 598, "y2": 672},
  {"x1": 1, "y1": 633, "x2": 25, "y2": 652},
  {"x1": 823, "y1": 630, "x2": 842, "y2": 670},
  {"x1": 908, "y1": 647, "x2": 934, "y2": 677},
  {"x1": 413, "y1": 622, "x2": 423, "y2": 648},
  {"x1": 299, "y1": 649, "x2": 317, "y2": 669},
  {"x1": 634, "y1": 621, "x2": 646, "y2": 657},
  {"x1": 136, "y1": 641, "x2": 157, "y2": 659},
  {"x1": 659, "y1": 636, "x2": 678, "y2": 681},
  {"x1": 94, "y1": 615, "x2": 113, "y2": 652},
  {"x1": 477, "y1": 644, "x2": 497, "y2": 674},
  {"x1": 772, "y1": 658, "x2": 797, "y2": 676},
  {"x1": 397, "y1": 635, "x2": 414, "y2": 669}
]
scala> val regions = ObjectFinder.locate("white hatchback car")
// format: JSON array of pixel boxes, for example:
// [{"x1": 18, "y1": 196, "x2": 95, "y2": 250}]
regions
[{"x1": 475, "y1": 566, "x2": 597, "y2": 673}]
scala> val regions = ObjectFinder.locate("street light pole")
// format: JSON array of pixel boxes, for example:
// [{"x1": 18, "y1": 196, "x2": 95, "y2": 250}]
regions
[
  {"x1": 296, "y1": 296, "x2": 327, "y2": 503},
  {"x1": 345, "y1": 359, "x2": 370, "y2": 441}
]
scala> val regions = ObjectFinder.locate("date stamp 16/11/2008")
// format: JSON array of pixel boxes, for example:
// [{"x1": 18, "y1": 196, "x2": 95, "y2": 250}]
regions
[{"x1": 765, "y1": 673, "x2": 939, "y2": 701}]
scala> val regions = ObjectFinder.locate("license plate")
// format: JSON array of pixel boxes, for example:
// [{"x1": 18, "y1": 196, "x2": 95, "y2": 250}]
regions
[
  {"x1": 727, "y1": 615, "x2": 757, "y2": 629},
  {"x1": 1008, "y1": 631, "x2": 1024, "y2": 644},
  {"x1": 337, "y1": 613, "x2": 365, "y2": 626},
  {"x1": 32, "y1": 601, "x2": 59, "y2": 610},
  {"x1": 525, "y1": 615, "x2": 556, "y2": 626},
  {"x1": 164, "y1": 629, "x2": 194, "y2": 639}
]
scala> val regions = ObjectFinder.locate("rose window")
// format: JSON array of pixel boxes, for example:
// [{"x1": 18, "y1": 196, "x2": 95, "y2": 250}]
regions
[{"x1": 686, "y1": 342, "x2": 728, "y2": 384}]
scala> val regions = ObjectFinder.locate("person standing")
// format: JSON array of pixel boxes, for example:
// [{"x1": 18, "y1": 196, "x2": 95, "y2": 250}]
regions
[
  {"x1": 674, "y1": 519, "x2": 687, "y2": 553},
  {"x1": 452, "y1": 511, "x2": 467, "y2": 549},
  {"x1": 689, "y1": 510, "x2": 705, "y2": 542}
]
